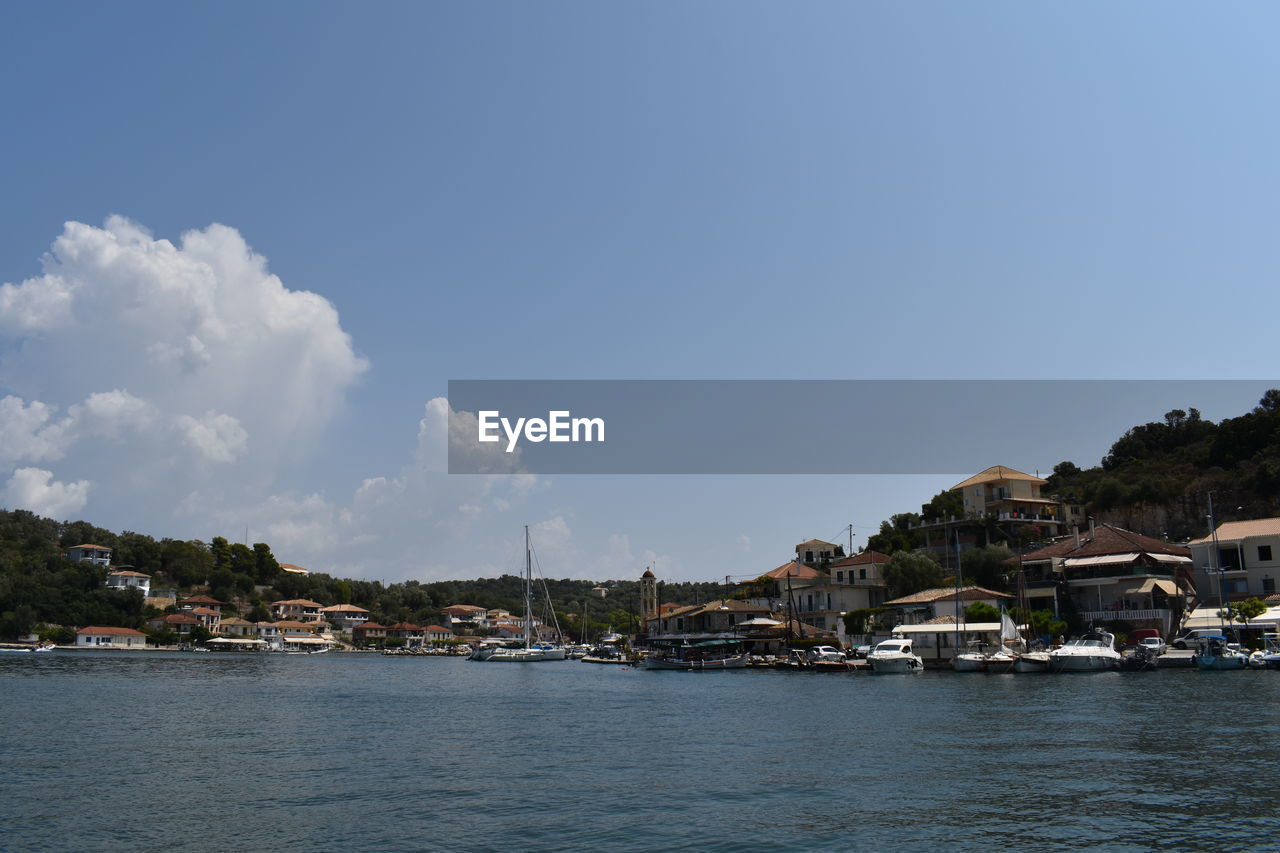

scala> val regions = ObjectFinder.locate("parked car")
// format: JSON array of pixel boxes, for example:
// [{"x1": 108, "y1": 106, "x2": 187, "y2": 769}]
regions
[
  {"x1": 1139, "y1": 636, "x2": 1167, "y2": 655},
  {"x1": 1172, "y1": 629, "x2": 1225, "y2": 649}
]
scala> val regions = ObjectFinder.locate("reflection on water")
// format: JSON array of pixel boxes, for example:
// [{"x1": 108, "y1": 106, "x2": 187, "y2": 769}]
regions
[{"x1": 4, "y1": 652, "x2": 1280, "y2": 852}]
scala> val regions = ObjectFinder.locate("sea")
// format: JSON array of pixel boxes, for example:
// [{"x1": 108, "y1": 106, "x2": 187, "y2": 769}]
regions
[{"x1": 3, "y1": 651, "x2": 1279, "y2": 853}]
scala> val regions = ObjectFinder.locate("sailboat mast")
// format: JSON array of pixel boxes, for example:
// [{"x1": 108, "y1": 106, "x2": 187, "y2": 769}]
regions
[{"x1": 524, "y1": 525, "x2": 533, "y2": 649}]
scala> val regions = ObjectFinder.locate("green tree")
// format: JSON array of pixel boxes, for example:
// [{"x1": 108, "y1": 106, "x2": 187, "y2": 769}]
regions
[
  {"x1": 881, "y1": 551, "x2": 945, "y2": 598},
  {"x1": 959, "y1": 545, "x2": 1015, "y2": 591},
  {"x1": 963, "y1": 602, "x2": 1000, "y2": 623}
]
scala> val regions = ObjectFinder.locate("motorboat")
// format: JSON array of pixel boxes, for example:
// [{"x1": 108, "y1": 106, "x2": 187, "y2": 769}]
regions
[
  {"x1": 1250, "y1": 633, "x2": 1280, "y2": 669},
  {"x1": 1192, "y1": 635, "x2": 1248, "y2": 670},
  {"x1": 868, "y1": 638, "x2": 923, "y2": 674},
  {"x1": 1048, "y1": 630, "x2": 1121, "y2": 672},
  {"x1": 1118, "y1": 644, "x2": 1159, "y2": 671},
  {"x1": 643, "y1": 640, "x2": 749, "y2": 670}
]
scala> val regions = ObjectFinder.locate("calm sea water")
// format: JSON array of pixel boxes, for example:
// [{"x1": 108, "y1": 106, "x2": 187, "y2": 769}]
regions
[{"x1": 3, "y1": 651, "x2": 1279, "y2": 852}]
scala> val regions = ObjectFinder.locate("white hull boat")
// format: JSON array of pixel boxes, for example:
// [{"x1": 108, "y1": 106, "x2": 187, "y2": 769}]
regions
[
  {"x1": 1049, "y1": 631, "x2": 1121, "y2": 672},
  {"x1": 1012, "y1": 651, "x2": 1052, "y2": 673},
  {"x1": 868, "y1": 638, "x2": 924, "y2": 674}
]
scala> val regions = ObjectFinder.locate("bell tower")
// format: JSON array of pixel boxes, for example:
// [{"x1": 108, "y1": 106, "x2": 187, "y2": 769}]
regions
[{"x1": 640, "y1": 567, "x2": 657, "y2": 627}]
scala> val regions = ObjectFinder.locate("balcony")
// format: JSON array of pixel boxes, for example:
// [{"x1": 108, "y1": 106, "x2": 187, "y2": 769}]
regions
[{"x1": 1079, "y1": 609, "x2": 1171, "y2": 623}]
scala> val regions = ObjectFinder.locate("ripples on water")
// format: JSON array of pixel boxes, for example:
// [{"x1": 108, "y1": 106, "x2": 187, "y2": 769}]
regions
[{"x1": 4, "y1": 653, "x2": 1280, "y2": 852}]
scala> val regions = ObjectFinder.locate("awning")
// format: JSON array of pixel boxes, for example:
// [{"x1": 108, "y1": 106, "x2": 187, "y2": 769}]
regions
[
  {"x1": 890, "y1": 622, "x2": 1002, "y2": 634},
  {"x1": 282, "y1": 636, "x2": 329, "y2": 645},
  {"x1": 1149, "y1": 553, "x2": 1192, "y2": 564},
  {"x1": 207, "y1": 637, "x2": 266, "y2": 645},
  {"x1": 1121, "y1": 578, "x2": 1181, "y2": 595},
  {"x1": 1063, "y1": 553, "x2": 1140, "y2": 567}
]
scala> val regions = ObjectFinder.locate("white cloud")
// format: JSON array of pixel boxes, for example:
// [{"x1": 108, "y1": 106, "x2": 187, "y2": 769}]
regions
[
  {"x1": 176, "y1": 411, "x2": 248, "y2": 463},
  {"x1": 0, "y1": 216, "x2": 367, "y2": 523},
  {"x1": 3, "y1": 467, "x2": 91, "y2": 519},
  {"x1": 0, "y1": 396, "x2": 76, "y2": 464}
]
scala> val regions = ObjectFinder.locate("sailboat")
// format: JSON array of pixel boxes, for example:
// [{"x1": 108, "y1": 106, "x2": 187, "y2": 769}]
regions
[
  {"x1": 472, "y1": 526, "x2": 565, "y2": 663},
  {"x1": 951, "y1": 531, "x2": 986, "y2": 672}
]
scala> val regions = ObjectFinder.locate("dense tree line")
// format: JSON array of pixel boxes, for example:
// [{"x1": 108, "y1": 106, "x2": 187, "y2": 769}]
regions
[
  {"x1": 0, "y1": 507, "x2": 724, "y2": 640},
  {"x1": 861, "y1": 390, "x2": 1280, "y2": 577}
]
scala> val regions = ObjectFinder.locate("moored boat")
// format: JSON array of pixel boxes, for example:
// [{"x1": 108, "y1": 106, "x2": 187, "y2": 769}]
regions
[
  {"x1": 643, "y1": 640, "x2": 749, "y2": 670},
  {"x1": 1192, "y1": 635, "x2": 1248, "y2": 670},
  {"x1": 868, "y1": 637, "x2": 923, "y2": 674},
  {"x1": 1049, "y1": 630, "x2": 1121, "y2": 672}
]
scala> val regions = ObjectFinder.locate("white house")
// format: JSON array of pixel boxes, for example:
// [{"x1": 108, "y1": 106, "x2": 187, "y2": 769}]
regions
[
  {"x1": 76, "y1": 626, "x2": 147, "y2": 648},
  {"x1": 67, "y1": 544, "x2": 112, "y2": 566},
  {"x1": 105, "y1": 569, "x2": 151, "y2": 596},
  {"x1": 1188, "y1": 517, "x2": 1280, "y2": 605}
]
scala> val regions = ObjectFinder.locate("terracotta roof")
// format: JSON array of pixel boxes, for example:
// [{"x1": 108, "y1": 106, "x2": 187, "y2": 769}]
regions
[
  {"x1": 278, "y1": 563, "x2": 309, "y2": 572},
  {"x1": 69, "y1": 544, "x2": 112, "y2": 551},
  {"x1": 154, "y1": 613, "x2": 199, "y2": 625},
  {"x1": 424, "y1": 625, "x2": 452, "y2": 632},
  {"x1": 795, "y1": 539, "x2": 839, "y2": 549},
  {"x1": 950, "y1": 466, "x2": 1046, "y2": 491},
  {"x1": 272, "y1": 599, "x2": 324, "y2": 608},
  {"x1": 641, "y1": 569, "x2": 655, "y2": 579},
  {"x1": 442, "y1": 604, "x2": 487, "y2": 613},
  {"x1": 1020, "y1": 524, "x2": 1189, "y2": 561},
  {"x1": 884, "y1": 585, "x2": 1013, "y2": 606},
  {"x1": 356, "y1": 622, "x2": 388, "y2": 631},
  {"x1": 108, "y1": 570, "x2": 151, "y2": 578},
  {"x1": 319, "y1": 604, "x2": 369, "y2": 613},
  {"x1": 1189, "y1": 518, "x2": 1280, "y2": 545},
  {"x1": 77, "y1": 625, "x2": 145, "y2": 636},
  {"x1": 177, "y1": 595, "x2": 225, "y2": 605},
  {"x1": 386, "y1": 622, "x2": 423, "y2": 631},
  {"x1": 274, "y1": 620, "x2": 316, "y2": 630},
  {"x1": 829, "y1": 550, "x2": 891, "y2": 568},
  {"x1": 761, "y1": 561, "x2": 821, "y2": 580},
  {"x1": 187, "y1": 607, "x2": 222, "y2": 616},
  {"x1": 219, "y1": 617, "x2": 254, "y2": 627}
]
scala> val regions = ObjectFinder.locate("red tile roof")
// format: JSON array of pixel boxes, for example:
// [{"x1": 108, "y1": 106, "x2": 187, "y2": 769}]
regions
[
  {"x1": 829, "y1": 550, "x2": 891, "y2": 568},
  {"x1": 109, "y1": 570, "x2": 151, "y2": 578},
  {"x1": 761, "y1": 561, "x2": 821, "y2": 580},
  {"x1": 950, "y1": 466, "x2": 1046, "y2": 490},
  {"x1": 77, "y1": 626, "x2": 146, "y2": 636}
]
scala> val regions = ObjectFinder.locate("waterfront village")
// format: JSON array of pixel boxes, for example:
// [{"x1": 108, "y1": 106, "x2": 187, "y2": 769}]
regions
[{"x1": 23, "y1": 463, "x2": 1280, "y2": 672}]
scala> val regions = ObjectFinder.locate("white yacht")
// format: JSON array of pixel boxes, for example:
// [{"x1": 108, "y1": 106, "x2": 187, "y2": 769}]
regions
[
  {"x1": 1048, "y1": 630, "x2": 1121, "y2": 672},
  {"x1": 868, "y1": 638, "x2": 924, "y2": 674}
]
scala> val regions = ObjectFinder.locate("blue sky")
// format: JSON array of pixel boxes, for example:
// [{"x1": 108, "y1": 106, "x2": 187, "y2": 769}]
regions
[{"x1": 1, "y1": 3, "x2": 1278, "y2": 583}]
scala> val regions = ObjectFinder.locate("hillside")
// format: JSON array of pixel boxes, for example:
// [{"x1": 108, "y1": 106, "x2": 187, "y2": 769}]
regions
[{"x1": 0, "y1": 509, "x2": 721, "y2": 641}]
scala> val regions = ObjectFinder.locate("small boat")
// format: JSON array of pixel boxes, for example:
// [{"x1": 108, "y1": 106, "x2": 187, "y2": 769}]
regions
[
  {"x1": 0, "y1": 643, "x2": 54, "y2": 653},
  {"x1": 1250, "y1": 633, "x2": 1280, "y2": 669},
  {"x1": 1049, "y1": 630, "x2": 1122, "y2": 672},
  {"x1": 984, "y1": 646, "x2": 1018, "y2": 674},
  {"x1": 1192, "y1": 635, "x2": 1248, "y2": 670},
  {"x1": 643, "y1": 640, "x2": 749, "y2": 670},
  {"x1": 1012, "y1": 650, "x2": 1052, "y2": 673},
  {"x1": 1118, "y1": 644, "x2": 1159, "y2": 671},
  {"x1": 953, "y1": 641, "x2": 987, "y2": 673},
  {"x1": 868, "y1": 638, "x2": 924, "y2": 674}
]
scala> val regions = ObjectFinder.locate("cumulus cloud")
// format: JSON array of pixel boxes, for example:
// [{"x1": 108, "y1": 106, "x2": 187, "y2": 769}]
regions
[
  {"x1": 176, "y1": 411, "x2": 249, "y2": 463},
  {"x1": 3, "y1": 467, "x2": 91, "y2": 519},
  {"x1": 0, "y1": 396, "x2": 75, "y2": 464},
  {"x1": 0, "y1": 216, "x2": 367, "y2": 519}
]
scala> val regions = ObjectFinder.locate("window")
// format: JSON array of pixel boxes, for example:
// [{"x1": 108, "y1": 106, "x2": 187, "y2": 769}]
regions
[
  {"x1": 859, "y1": 568, "x2": 867, "y2": 580},
  {"x1": 836, "y1": 571, "x2": 844, "y2": 583},
  {"x1": 1264, "y1": 577, "x2": 1276, "y2": 595},
  {"x1": 1259, "y1": 545, "x2": 1273, "y2": 562}
]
